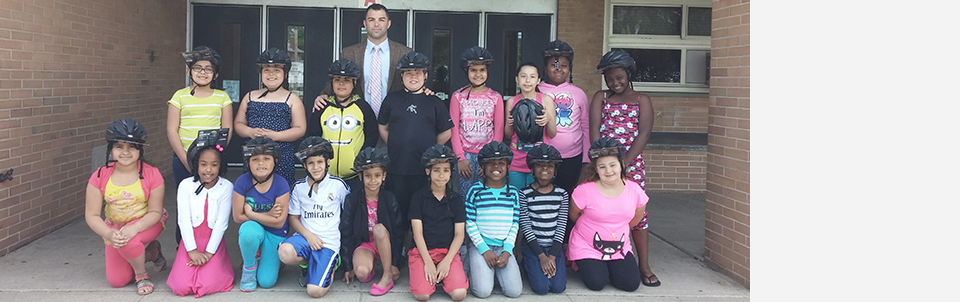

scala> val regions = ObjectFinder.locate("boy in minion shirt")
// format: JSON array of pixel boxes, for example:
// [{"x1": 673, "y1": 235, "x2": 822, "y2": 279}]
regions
[{"x1": 310, "y1": 59, "x2": 379, "y2": 191}]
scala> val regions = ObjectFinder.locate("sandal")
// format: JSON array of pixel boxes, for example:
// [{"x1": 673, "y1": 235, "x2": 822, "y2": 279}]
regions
[
  {"x1": 641, "y1": 273, "x2": 662, "y2": 287},
  {"x1": 135, "y1": 272, "x2": 154, "y2": 295},
  {"x1": 147, "y1": 241, "x2": 167, "y2": 272}
]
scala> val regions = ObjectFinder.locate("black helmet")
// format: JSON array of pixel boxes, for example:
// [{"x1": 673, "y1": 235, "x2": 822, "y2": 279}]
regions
[
  {"x1": 460, "y1": 46, "x2": 494, "y2": 72},
  {"x1": 588, "y1": 138, "x2": 626, "y2": 161},
  {"x1": 186, "y1": 128, "x2": 229, "y2": 168},
  {"x1": 526, "y1": 143, "x2": 562, "y2": 169},
  {"x1": 542, "y1": 40, "x2": 574, "y2": 62},
  {"x1": 595, "y1": 50, "x2": 635, "y2": 75},
  {"x1": 420, "y1": 144, "x2": 458, "y2": 169},
  {"x1": 511, "y1": 98, "x2": 545, "y2": 144},
  {"x1": 105, "y1": 118, "x2": 148, "y2": 145},
  {"x1": 397, "y1": 51, "x2": 431, "y2": 71},
  {"x1": 478, "y1": 141, "x2": 513, "y2": 164},
  {"x1": 296, "y1": 136, "x2": 334, "y2": 164},
  {"x1": 182, "y1": 46, "x2": 223, "y2": 72},
  {"x1": 243, "y1": 136, "x2": 280, "y2": 163},
  {"x1": 352, "y1": 147, "x2": 390, "y2": 172},
  {"x1": 257, "y1": 47, "x2": 291, "y2": 70},
  {"x1": 327, "y1": 59, "x2": 361, "y2": 79}
]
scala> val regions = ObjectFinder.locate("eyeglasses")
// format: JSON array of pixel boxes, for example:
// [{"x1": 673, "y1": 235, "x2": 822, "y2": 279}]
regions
[{"x1": 191, "y1": 66, "x2": 215, "y2": 74}]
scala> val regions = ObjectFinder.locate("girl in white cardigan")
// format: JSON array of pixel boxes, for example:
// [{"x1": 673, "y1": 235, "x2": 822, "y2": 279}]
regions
[{"x1": 167, "y1": 129, "x2": 235, "y2": 297}]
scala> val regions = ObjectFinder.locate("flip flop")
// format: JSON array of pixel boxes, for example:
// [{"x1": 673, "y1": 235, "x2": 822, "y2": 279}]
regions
[
  {"x1": 642, "y1": 273, "x2": 661, "y2": 287},
  {"x1": 370, "y1": 280, "x2": 394, "y2": 296}
]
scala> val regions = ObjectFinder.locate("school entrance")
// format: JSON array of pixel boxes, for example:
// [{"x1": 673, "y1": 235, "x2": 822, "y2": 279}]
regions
[{"x1": 189, "y1": 1, "x2": 554, "y2": 166}]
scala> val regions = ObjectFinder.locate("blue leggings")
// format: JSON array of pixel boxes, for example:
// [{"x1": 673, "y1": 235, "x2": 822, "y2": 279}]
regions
[
  {"x1": 508, "y1": 171, "x2": 535, "y2": 189},
  {"x1": 238, "y1": 221, "x2": 285, "y2": 288}
]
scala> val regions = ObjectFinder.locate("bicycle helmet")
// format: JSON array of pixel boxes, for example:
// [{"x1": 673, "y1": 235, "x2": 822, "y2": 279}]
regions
[
  {"x1": 542, "y1": 40, "x2": 574, "y2": 62},
  {"x1": 105, "y1": 118, "x2": 148, "y2": 145},
  {"x1": 478, "y1": 141, "x2": 513, "y2": 164},
  {"x1": 397, "y1": 51, "x2": 431, "y2": 71},
  {"x1": 595, "y1": 50, "x2": 636, "y2": 75},
  {"x1": 420, "y1": 144, "x2": 458, "y2": 169},
  {"x1": 352, "y1": 147, "x2": 390, "y2": 173},
  {"x1": 327, "y1": 59, "x2": 362, "y2": 79},
  {"x1": 511, "y1": 98, "x2": 545, "y2": 144},
  {"x1": 186, "y1": 128, "x2": 230, "y2": 194},
  {"x1": 296, "y1": 136, "x2": 335, "y2": 164},
  {"x1": 588, "y1": 137, "x2": 626, "y2": 161},
  {"x1": 525, "y1": 143, "x2": 562, "y2": 169},
  {"x1": 459, "y1": 46, "x2": 495, "y2": 72},
  {"x1": 182, "y1": 46, "x2": 223, "y2": 72},
  {"x1": 257, "y1": 47, "x2": 291, "y2": 70},
  {"x1": 100, "y1": 119, "x2": 148, "y2": 179},
  {"x1": 243, "y1": 136, "x2": 279, "y2": 164}
]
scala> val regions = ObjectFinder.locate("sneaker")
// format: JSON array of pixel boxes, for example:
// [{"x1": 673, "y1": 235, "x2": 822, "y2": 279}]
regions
[
  {"x1": 241, "y1": 264, "x2": 258, "y2": 292},
  {"x1": 298, "y1": 264, "x2": 308, "y2": 287}
]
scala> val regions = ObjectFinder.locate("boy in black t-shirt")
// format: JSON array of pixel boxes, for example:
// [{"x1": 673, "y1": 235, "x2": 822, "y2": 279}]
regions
[
  {"x1": 378, "y1": 51, "x2": 454, "y2": 234},
  {"x1": 407, "y1": 145, "x2": 467, "y2": 301}
]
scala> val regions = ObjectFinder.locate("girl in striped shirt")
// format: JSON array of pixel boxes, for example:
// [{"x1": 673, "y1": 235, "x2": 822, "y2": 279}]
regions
[{"x1": 518, "y1": 144, "x2": 568, "y2": 294}]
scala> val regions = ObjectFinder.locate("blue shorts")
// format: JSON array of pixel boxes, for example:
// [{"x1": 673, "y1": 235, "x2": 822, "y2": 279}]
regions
[{"x1": 282, "y1": 234, "x2": 340, "y2": 288}]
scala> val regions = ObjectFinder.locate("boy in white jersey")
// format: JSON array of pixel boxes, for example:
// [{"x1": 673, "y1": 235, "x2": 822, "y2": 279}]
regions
[{"x1": 278, "y1": 137, "x2": 350, "y2": 298}]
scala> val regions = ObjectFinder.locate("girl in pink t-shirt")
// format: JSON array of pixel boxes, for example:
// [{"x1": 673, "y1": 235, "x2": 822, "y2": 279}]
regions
[
  {"x1": 504, "y1": 62, "x2": 557, "y2": 189},
  {"x1": 450, "y1": 46, "x2": 504, "y2": 195},
  {"x1": 85, "y1": 119, "x2": 168, "y2": 295},
  {"x1": 568, "y1": 138, "x2": 646, "y2": 292}
]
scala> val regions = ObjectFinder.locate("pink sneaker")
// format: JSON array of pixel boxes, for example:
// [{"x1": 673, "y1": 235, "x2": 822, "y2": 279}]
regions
[{"x1": 370, "y1": 280, "x2": 394, "y2": 296}]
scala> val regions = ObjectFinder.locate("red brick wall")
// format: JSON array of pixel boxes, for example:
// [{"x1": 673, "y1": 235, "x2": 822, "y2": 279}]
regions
[
  {"x1": 644, "y1": 150, "x2": 706, "y2": 192},
  {"x1": 705, "y1": 0, "x2": 750, "y2": 287},
  {"x1": 556, "y1": 0, "x2": 604, "y2": 96},
  {"x1": 0, "y1": 0, "x2": 186, "y2": 256}
]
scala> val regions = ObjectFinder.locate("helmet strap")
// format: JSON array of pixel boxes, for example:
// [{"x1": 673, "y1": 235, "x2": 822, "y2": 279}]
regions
[
  {"x1": 258, "y1": 86, "x2": 280, "y2": 99},
  {"x1": 306, "y1": 168, "x2": 328, "y2": 198}
]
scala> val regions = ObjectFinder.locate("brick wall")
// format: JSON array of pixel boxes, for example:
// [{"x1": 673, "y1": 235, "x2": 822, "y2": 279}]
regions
[
  {"x1": 0, "y1": 0, "x2": 186, "y2": 256},
  {"x1": 556, "y1": 0, "x2": 604, "y2": 96},
  {"x1": 644, "y1": 150, "x2": 707, "y2": 192},
  {"x1": 705, "y1": 0, "x2": 750, "y2": 287}
]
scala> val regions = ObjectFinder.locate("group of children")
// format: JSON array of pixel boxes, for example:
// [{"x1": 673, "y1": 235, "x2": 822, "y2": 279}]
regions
[{"x1": 84, "y1": 39, "x2": 658, "y2": 299}]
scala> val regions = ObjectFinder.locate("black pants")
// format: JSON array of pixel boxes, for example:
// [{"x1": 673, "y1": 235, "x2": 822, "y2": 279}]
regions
[
  {"x1": 575, "y1": 252, "x2": 641, "y2": 292},
  {"x1": 384, "y1": 173, "x2": 428, "y2": 234},
  {"x1": 555, "y1": 153, "x2": 583, "y2": 194}
]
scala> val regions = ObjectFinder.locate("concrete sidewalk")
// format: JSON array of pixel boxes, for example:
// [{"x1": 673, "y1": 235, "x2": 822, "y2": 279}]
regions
[{"x1": 0, "y1": 170, "x2": 748, "y2": 301}]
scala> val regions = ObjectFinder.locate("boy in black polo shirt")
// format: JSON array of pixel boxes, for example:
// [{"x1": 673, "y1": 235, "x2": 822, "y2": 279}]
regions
[
  {"x1": 378, "y1": 51, "x2": 454, "y2": 234},
  {"x1": 407, "y1": 145, "x2": 467, "y2": 301}
]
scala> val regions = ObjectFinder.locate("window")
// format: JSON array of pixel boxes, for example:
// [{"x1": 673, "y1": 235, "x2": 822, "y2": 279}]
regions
[{"x1": 605, "y1": 0, "x2": 711, "y2": 93}]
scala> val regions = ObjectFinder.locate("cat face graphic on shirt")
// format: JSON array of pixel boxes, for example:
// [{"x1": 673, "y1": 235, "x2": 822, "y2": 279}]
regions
[{"x1": 594, "y1": 232, "x2": 625, "y2": 260}]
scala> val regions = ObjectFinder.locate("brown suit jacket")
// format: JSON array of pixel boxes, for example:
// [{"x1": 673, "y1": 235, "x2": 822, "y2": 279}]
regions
[{"x1": 322, "y1": 39, "x2": 413, "y2": 97}]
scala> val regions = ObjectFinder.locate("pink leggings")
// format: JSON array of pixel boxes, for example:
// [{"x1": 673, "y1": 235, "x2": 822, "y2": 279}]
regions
[{"x1": 104, "y1": 221, "x2": 164, "y2": 287}]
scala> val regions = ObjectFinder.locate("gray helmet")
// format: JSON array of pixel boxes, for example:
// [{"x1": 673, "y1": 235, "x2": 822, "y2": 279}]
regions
[
  {"x1": 296, "y1": 136, "x2": 334, "y2": 164},
  {"x1": 327, "y1": 59, "x2": 362, "y2": 79},
  {"x1": 420, "y1": 144, "x2": 458, "y2": 169},
  {"x1": 511, "y1": 98, "x2": 545, "y2": 144},
  {"x1": 526, "y1": 143, "x2": 562, "y2": 169},
  {"x1": 588, "y1": 137, "x2": 626, "y2": 161},
  {"x1": 352, "y1": 147, "x2": 390, "y2": 172},
  {"x1": 595, "y1": 50, "x2": 636, "y2": 75},
  {"x1": 460, "y1": 46, "x2": 495, "y2": 72},
  {"x1": 182, "y1": 46, "x2": 223, "y2": 72},
  {"x1": 478, "y1": 141, "x2": 513, "y2": 164},
  {"x1": 105, "y1": 118, "x2": 148, "y2": 145},
  {"x1": 397, "y1": 51, "x2": 431, "y2": 71}
]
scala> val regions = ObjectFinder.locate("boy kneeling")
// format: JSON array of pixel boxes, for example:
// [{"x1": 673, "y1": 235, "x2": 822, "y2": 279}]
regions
[
  {"x1": 278, "y1": 137, "x2": 349, "y2": 297},
  {"x1": 408, "y1": 145, "x2": 468, "y2": 301}
]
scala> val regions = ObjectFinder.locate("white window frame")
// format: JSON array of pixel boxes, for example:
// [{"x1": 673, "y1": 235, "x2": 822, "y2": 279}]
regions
[{"x1": 603, "y1": 0, "x2": 711, "y2": 94}]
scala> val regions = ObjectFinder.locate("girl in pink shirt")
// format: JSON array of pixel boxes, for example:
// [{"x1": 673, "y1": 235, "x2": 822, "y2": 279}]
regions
[
  {"x1": 85, "y1": 119, "x2": 168, "y2": 295},
  {"x1": 450, "y1": 46, "x2": 505, "y2": 194},
  {"x1": 504, "y1": 63, "x2": 557, "y2": 189},
  {"x1": 568, "y1": 138, "x2": 646, "y2": 292}
]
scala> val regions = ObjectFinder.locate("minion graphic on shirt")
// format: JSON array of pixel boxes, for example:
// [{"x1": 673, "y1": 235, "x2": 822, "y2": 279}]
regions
[{"x1": 319, "y1": 95, "x2": 366, "y2": 180}]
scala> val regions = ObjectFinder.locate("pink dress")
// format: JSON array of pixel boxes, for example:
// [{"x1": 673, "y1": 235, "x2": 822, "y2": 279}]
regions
[
  {"x1": 599, "y1": 93, "x2": 646, "y2": 189},
  {"x1": 166, "y1": 197, "x2": 234, "y2": 297}
]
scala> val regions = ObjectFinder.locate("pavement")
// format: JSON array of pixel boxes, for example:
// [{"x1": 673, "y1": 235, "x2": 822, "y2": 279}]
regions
[{"x1": 0, "y1": 169, "x2": 748, "y2": 301}]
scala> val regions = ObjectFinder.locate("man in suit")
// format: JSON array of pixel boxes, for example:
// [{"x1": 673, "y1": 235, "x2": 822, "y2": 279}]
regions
[{"x1": 313, "y1": 3, "x2": 412, "y2": 117}]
